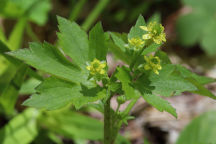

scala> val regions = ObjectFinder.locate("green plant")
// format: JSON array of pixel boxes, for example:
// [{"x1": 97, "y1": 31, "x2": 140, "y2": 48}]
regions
[
  {"x1": 177, "y1": 111, "x2": 216, "y2": 144},
  {"x1": 0, "y1": 0, "x2": 51, "y2": 115},
  {"x1": 8, "y1": 15, "x2": 216, "y2": 143},
  {"x1": 177, "y1": 0, "x2": 216, "y2": 56}
]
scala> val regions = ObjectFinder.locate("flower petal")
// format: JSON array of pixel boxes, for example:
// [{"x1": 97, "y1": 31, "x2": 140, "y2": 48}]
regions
[
  {"x1": 140, "y1": 26, "x2": 148, "y2": 31},
  {"x1": 142, "y1": 34, "x2": 152, "y2": 40}
]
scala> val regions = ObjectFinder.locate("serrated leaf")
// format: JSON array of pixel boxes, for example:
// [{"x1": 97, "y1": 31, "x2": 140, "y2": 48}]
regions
[
  {"x1": 135, "y1": 64, "x2": 197, "y2": 97},
  {"x1": 115, "y1": 66, "x2": 137, "y2": 99},
  {"x1": 58, "y1": 16, "x2": 89, "y2": 67},
  {"x1": 177, "y1": 111, "x2": 216, "y2": 144},
  {"x1": 110, "y1": 32, "x2": 126, "y2": 52},
  {"x1": 89, "y1": 22, "x2": 107, "y2": 61},
  {"x1": 186, "y1": 78, "x2": 216, "y2": 99},
  {"x1": 128, "y1": 15, "x2": 146, "y2": 39},
  {"x1": 150, "y1": 65, "x2": 197, "y2": 96},
  {"x1": 106, "y1": 32, "x2": 131, "y2": 64},
  {"x1": 23, "y1": 77, "x2": 106, "y2": 110},
  {"x1": 142, "y1": 94, "x2": 177, "y2": 117},
  {"x1": 8, "y1": 42, "x2": 87, "y2": 83},
  {"x1": 19, "y1": 78, "x2": 41, "y2": 95},
  {"x1": 176, "y1": 65, "x2": 215, "y2": 85},
  {"x1": 0, "y1": 108, "x2": 39, "y2": 144}
]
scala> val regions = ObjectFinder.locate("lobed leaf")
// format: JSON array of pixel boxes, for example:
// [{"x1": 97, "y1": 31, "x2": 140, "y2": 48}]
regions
[
  {"x1": 23, "y1": 77, "x2": 106, "y2": 110},
  {"x1": 142, "y1": 93, "x2": 177, "y2": 118},
  {"x1": 8, "y1": 42, "x2": 87, "y2": 84},
  {"x1": 58, "y1": 16, "x2": 89, "y2": 67},
  {"x1": 128, "y1": 15, "x2": 146, "y2": 39}
]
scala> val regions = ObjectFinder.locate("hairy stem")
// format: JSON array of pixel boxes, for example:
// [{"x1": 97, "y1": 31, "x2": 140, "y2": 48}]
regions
[{"x1": 104, "y1": 96, "x2": 112, "y2": 144}]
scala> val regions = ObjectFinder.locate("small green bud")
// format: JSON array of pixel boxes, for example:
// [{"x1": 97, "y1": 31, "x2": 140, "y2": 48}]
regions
[{"x1": 117, "y1": 95, "x2": 126, "y2": 104}]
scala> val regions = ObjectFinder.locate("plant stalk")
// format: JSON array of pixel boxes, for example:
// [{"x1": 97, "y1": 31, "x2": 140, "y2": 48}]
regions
[
  {"x1": 82, "y1": 0, "x2": 110, "y2": 31},
  {"x1": 104, "y1": 96, "x2": 112, "y2": 144}
]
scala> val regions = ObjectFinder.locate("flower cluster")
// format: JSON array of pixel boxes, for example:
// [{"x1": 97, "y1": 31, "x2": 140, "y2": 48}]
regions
[
  {"x1": 128, "y1": 38, "x2": 144, "y2": 50},
  {"x1": 140, "y1": 21, "x2": 166, "y2": 44},
  {"x1": 144, "y1": 55, "x2": 162, "y2": 75},
  {"x1": 86, "y1": 58, "x2": 107, "y2": 80}
]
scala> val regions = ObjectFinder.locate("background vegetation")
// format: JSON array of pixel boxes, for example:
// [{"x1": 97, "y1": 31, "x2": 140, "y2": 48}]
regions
[{"x1": 0, "y1": 0, "x2": 215, "y2": 144}]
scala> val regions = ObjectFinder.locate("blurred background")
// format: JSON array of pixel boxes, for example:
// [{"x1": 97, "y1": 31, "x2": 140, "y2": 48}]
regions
[{"x1": 0, "y1": 0, "x2": 216, "y2": 144}]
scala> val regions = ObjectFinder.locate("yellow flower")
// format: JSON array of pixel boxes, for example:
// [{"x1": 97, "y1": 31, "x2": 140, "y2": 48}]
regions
[
  {"x1": 140, "y1": 21, "x2": 166, "y2": 44},
  {"x1": 128, "y1": 38, "x2": 144, "y2": 50},
  {"x1": 144, "y1": 55, "x2": 162, "y2": 75},
  {"x1": 86, "y1": 58, "x2": 106, "y2": 76}
]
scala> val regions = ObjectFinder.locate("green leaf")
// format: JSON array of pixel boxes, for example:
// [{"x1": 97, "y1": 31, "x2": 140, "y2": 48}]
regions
[
  {"x1": 19, "y1": 78, "x2": 41, "y2": 95},
  {"x1": 110, "y1": 32, "x2": 126, "y2": 52},
  {"x1": 115, "y1": 66, "x2": 137, "y2": 99},
  {"x1": 201, "y1": 20, "x2": 216, "y2": 56},
  {"x1": 8, "y1": 42, "x2": 87, "y2": 83},
  {"x1": 142, "y1": 43, "x2": 161, "y2": 56},
  {"x1": 186, "y1": 78, "x2": 216, "y2": 99},
  {"x1": 0, "y1": 64, "x2": 28, "y2": 115},
  {"x1": 28, "y1": 0, "x2": 51, "y2": 26},
  {"x1": 23, "y1": 77, "x2": 106, "y2": 110},
  {"x1": 42, "y1": 110, "x2": 103, "y2": 140},
  {"x1": 177, "y1": 111, "x2": 216, "y2": 144},
  {"x1": 137, "y1": 64, "x2": 197, "y2": 97},
  {"x1": 152, "y1": 65, "x2": 197, "y2": 96},
  {"x1": 88, "y1": 22, "x2": 107, "y2": 61},
  {"x1": 182, "y1": 0, "x2": 216, "y2": 15},
  {"x1": 176, "y1": 65, "x2": 215, "y2": 85},
  {"x1": 0, "y1": 108, "x2": 39, "y2": 144},
  {"x1": 0, "y1": 0, "x2": 51, "y2": 25},
  {"x1": 106, "y1": 32, "x2": 130, "y2": 64},
  {"x1": 176, "y1": 11, "x2": 209, "y2": 46},
  {"x1": 142, "y1": 94, "x2": 177, "y2": 118},
  {"x1": 57, "y1": 16, "x2": 89, "y2": 67},
  {"x1": 128, "y1": 15, "x2": 146, "y2": 39},
  {"x1": 147, "y1": 13, "x2": 161, "y2": 23}
]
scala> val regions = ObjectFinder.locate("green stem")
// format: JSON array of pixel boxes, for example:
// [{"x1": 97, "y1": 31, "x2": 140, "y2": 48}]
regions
[
  {"x1": 82, "y1": 0, "x2": 110, "y2": 31},
  {"x1": 8, "y1": 17, "x2": 27, "y2": 50},
  {"x1": 26, "y1": 23, "x2": 40, "y2": 42},
  {"x1": 130, "y1": 46, "x2": 146, "y2": 70},
  {"x1": 69, "y1": 0, "x2": 87, "y2": 22},
  {"x1": 104, "y1": 96, "x2": 112, "y2": 144},
  {"x1": 122, "y1": 98, "x2": 139, "y2": 116}
]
